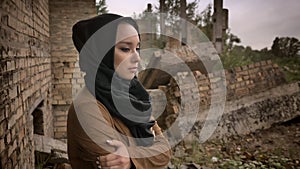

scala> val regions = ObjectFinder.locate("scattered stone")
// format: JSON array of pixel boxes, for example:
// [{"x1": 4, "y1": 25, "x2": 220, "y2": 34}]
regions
[
  {"x1": 181, "y1": 163, "x2": 201, "y2": 169},
  {"x1": 211, "y1": 156, "x2": 218, "y2": 163}
]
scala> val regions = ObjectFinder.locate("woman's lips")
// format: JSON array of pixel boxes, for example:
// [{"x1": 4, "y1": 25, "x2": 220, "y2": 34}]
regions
[{"x1": 128, "y1": 67, "x2": 138, "y2": 73}]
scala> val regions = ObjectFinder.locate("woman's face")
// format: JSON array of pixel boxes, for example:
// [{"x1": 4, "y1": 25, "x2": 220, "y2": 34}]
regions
[{"x1": 114, "y1": 23, "x2": 140, "y2": 80}]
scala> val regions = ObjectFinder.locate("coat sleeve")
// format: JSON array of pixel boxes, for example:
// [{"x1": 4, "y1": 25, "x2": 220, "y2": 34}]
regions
[
  {"x1": 127, "y1": 123, "x2": 172, "y2": 169},
  {"x1": 68, "y1": 100, "x2": 120, "y2": 158}
]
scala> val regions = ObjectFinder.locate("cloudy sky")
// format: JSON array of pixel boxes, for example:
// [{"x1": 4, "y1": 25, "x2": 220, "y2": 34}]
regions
[{"x1": 104, "y1": 0, "x2": 300, "y2": 50}]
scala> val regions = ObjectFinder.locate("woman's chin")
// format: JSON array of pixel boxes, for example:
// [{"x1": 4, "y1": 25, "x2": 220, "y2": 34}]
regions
[{"x1": 120, "y1": 74, "x2": 135, "y2": 80}]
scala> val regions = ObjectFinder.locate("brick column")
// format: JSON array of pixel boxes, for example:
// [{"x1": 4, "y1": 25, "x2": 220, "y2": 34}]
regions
[{"x1": 49, "y1": 0, "x2": 96, "y2": 140}]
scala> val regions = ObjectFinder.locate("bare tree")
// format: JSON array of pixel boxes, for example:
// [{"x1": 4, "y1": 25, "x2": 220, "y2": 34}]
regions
[{"x1": 96, "y1": 0, "x2": 108, "y2": 15}]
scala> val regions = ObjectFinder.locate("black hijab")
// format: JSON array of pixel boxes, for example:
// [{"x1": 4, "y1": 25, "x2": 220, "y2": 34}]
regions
[{"x1": 72, "y1": 14, "x2": 155, "y2": 146}]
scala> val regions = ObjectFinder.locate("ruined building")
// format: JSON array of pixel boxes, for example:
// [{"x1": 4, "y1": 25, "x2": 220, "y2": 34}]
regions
[{"x1": 1, "y1": 0, "x2": 300, "y2": 169}]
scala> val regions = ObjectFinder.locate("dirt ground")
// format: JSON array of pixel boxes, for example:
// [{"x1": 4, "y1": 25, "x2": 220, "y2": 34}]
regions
[
  {"x1": 41, "y1": 116, "x2": 300, "y2": 169},
  {"x1": 170, "y1": 116, "x2": 300, "y2": 169}
]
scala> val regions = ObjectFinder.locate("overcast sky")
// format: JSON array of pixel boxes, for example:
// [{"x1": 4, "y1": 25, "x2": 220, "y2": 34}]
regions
[{"x1": 104, "y1": 0, "x2": 300, "y2": 50}]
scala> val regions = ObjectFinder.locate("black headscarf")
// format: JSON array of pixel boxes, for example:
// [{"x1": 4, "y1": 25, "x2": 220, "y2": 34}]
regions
[{"x1": 72, "y1": 14, "x2": 155, "y2": 146}]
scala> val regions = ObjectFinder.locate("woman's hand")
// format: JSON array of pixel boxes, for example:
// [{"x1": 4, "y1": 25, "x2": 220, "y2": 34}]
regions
[
  {"x1": 97, "y1": 140, "x2": 131, "y2": 169},
  {"x1": 152, "y1": 121, "x2": 162, "y2": 136}
]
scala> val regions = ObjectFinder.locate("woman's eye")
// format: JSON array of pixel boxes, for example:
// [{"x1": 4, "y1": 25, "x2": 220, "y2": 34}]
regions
[
  {"x1": 136, "y1": 47, "x2": 140, "y2": 51},
  {"x1": 120, "y1": 48, "x2": 130, "y2": 52}
]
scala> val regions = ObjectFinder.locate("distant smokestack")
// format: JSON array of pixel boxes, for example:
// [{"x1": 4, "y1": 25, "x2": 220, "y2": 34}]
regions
[
  {"x1": 213, "y1": 0, "x2": 224, "y2": 53},
  {"x1": 147, "y1": 3, "x2": 152, "y2": 12},
  {"x1": 180, "y1": 0, "x2": 187, "y2": 45}
]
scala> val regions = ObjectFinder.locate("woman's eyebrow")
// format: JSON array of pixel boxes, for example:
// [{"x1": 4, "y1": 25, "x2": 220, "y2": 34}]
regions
[{"x1": 118, "y1": 41, "x2": 140, "y2": 46}]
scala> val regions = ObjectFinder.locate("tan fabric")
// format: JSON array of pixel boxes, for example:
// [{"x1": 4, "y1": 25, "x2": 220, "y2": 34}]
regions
[{"x1": 67, "y1": 87, "x2": 171, "y2": 169}]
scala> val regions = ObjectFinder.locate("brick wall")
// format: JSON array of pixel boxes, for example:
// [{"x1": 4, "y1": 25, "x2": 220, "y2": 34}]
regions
[
  {"x1": 153, "y1": 60, "x2": 287, "y2": 129},
  {"x1": 49, "y1": 0, "x2": 95, "y2": 140},
  {"x1": 0, "y1": 0, "x2": 52, "y2": 168},
  {"x1": 226, "y1": 61, "x2": 284, "y2": 97}
]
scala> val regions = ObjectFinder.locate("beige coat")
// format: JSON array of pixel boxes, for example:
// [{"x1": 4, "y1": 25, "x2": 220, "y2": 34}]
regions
[{"x1": 67, "y1": 87, "x2": 171, "y2": 169}]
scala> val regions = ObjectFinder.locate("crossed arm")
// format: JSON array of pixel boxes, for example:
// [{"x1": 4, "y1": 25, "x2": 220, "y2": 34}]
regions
[
  {"x1": 98, "y1": 121, "x2": 169, "y2": 169},
  {"x1": 69, "y1": 98, "x2": 171, "y2": 169}
]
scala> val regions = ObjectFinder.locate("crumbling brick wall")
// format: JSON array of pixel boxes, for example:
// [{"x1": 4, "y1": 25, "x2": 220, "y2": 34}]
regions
[
  {"x1": 0, "y1": 0, "x2": 52, "y2": 168},
  {"x1": 225, "y1": 60, "x2": 286, "y2": 100},
  {"x1": 154, "y1": 60, "x2": 287, "y2": 130},
  {"x1": 49, "y1": 0, "x2": 95, "y2": 140}
]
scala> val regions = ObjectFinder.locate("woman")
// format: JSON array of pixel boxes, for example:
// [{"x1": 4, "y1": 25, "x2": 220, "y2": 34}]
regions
[{"x1": 67, "y1": 13, "x2": 171, "y2": 169}]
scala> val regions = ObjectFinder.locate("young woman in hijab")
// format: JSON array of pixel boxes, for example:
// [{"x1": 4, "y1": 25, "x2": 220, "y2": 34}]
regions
[{"x1": 67, "y1": 13, "x2": 171, "y2": 169}]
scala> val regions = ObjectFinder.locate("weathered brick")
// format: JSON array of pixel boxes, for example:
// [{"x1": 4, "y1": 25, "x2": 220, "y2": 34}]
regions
[
  {"x1": 0, "y1": 120, "x2": 7, "y2": 138},
  {"x1": 0, "y1": 138, "x2": 5, "y2": 153},
  {"x1": 1, "y1": 0, "x2": 57, "y2": 166},
  {"x1": 234, "y1": 66, "x2": 242, "y2": 72},
  {"x1": 54, "y1": 121, "x2": 67, "y2": 127}
]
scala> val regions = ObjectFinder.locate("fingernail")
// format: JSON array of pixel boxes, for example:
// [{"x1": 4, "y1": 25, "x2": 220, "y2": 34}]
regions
[
  {"x1": 96, "y1": 160, "x2": 99, "y2": 164},
  {"x1": 106, "y1": 140, "x2": 111, "y2": 144}
]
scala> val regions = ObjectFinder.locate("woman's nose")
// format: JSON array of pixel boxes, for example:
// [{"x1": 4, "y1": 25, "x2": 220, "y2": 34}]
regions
[{"x1": 131, "y1": 50, "x2": 141, "y2": 63}]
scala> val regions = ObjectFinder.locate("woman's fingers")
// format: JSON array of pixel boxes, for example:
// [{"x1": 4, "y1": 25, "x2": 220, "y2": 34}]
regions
[
  {"x1": 100, "y1": 155, "x2": 120, "y2": 166},
  {"x1": 97, "y1": 140, "x2": 131, "y2": 169},
  {"x1": 100, "y1": 153, "x2": 117, "y2": 162},
  {"x1": 105, "y1": 140, "x2": 129, "y2": 157},
  {"x1": 106, "y1": 140, "x2": 123, "y2": 147},
  {"x1": 99, "y1": 154, "x2": 130, "y2": 168},
  {"x1": 152, "y1": 121, "x2": 162, "y2": 135}
]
